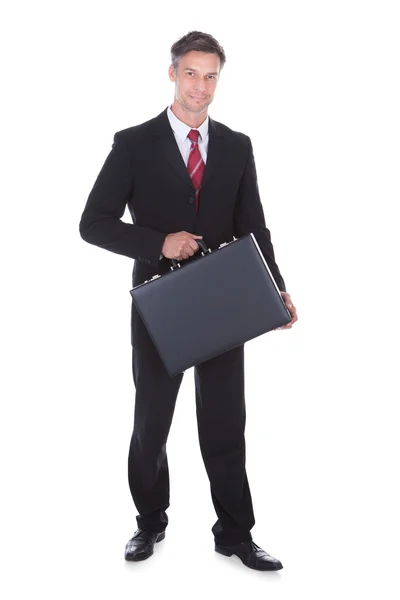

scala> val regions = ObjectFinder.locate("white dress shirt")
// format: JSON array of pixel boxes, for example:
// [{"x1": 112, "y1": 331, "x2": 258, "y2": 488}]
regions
[
  {"x1": 167, "y1": 104, "x2": 209, "y2": 165},
  {"x1": 159, "y1": 106, "x2": 210, "y2": 259}
]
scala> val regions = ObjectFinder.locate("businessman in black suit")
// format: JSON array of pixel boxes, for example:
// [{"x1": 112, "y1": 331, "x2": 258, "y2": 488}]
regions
[{"x1": 79, "y1": 31, "x2": 297, "y2": 570}]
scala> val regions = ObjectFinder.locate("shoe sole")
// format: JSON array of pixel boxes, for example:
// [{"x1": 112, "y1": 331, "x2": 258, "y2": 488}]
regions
[
  {"x1": 215, "y1": 543, "x2": 283, "y2": 570},
  {"x1": 125, "y1": 531, "x2": 166, "y2": 561}
]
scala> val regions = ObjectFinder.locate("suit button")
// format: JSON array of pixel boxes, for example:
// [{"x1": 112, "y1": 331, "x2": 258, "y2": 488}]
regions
[{"x1": 189, "y1": 197, "x2": 194, "y2": 203}]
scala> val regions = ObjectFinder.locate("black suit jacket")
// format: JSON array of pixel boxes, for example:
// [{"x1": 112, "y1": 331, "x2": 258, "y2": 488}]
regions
[{"x1": 79, "y1": 106, "x2": 286, "y2": 292}]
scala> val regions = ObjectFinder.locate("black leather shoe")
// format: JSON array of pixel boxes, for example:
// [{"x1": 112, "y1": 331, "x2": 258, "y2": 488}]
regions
[
  {"x1": 215, "y1": 539, "x2": 283, "y2": 571},
  {"x1": 124, "y1": 528, "x2": 165, "y2": 561}
]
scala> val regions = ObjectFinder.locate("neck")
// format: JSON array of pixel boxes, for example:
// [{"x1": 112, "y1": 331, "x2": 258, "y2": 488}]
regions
[{"x1": 170, "y1": 100, "x2": 208, "y2": 129}]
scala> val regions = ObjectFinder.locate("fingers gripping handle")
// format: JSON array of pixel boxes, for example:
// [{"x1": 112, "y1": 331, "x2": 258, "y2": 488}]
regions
[{"x1": 170, "y1": 239, "x2": 211, "y2": 270}]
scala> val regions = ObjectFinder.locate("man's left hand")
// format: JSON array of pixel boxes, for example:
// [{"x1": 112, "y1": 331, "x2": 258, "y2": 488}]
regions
[{"x1": 275, "y1": 291, "x2": 298, "y2": 330}]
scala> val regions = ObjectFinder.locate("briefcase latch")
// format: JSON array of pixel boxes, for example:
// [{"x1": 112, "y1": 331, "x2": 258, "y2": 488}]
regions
[
  {"x1": 218, "y1": 236, "x2": 237, "y2": 249},
  {"x1": 142, "y1": 274, "x2": 161, "y2": 284}
]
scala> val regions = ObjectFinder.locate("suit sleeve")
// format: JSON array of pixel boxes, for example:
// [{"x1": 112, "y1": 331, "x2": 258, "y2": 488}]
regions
[
  {"x1": 233, "y1": 136, "x2": 287, "y2": 292},
  {"x1": 79, "y1": 132, "x2": 167, "y2": 268}
]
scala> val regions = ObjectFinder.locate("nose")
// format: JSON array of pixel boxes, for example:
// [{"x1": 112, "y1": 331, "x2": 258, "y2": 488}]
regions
[{"x1": 193, "y1": 80, "x2": 206, "y2": 93}]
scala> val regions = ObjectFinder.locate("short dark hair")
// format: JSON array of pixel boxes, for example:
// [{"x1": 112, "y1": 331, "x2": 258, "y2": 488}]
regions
[{"x1": 170, "y1": 31, "x2": 226, "y2": 74}]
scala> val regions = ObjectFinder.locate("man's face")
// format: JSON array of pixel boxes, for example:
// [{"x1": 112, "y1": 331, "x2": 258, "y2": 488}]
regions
[{"x1": 168, "y1": 51, "x2": 220, "y2": 114}]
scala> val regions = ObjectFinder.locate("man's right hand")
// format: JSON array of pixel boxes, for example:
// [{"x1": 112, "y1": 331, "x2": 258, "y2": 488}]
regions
[{"x1": 161, "y1": 231, "x2": 203, "y2": 261}]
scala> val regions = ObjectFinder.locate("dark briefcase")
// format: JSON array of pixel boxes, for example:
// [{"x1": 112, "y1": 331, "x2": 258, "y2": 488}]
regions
[{"x1": 129, "y1": 233, "x2": 291, "y2": 377}]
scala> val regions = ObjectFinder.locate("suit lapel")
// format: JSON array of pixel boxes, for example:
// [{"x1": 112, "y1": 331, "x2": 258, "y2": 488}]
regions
[
  {"x1": 150, "y1": 107, "x2": 224, "y2": 190},
  {"x1": 201, "y1": 117, "x2": 223, "y2": 189}
]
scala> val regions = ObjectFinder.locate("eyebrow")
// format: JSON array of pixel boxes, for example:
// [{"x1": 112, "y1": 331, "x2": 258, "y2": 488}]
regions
[{"x1": 184, "y1": 68, "x2": 219, "y2": 75}]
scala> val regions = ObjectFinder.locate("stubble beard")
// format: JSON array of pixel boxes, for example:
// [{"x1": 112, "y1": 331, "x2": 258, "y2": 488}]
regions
[{"x1": 179, "y1": 91, "x2": 213, "y2": 114}]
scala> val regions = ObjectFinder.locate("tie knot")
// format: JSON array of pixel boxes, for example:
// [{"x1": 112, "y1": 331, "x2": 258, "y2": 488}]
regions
[{"x1": 188, "y1": 129, "x2": 200, "y2": 143}]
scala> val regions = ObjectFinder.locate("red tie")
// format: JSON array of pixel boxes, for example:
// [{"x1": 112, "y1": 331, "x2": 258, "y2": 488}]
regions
[{"x1": 187, "y1": 129, "x2": 205, "y2": 212}]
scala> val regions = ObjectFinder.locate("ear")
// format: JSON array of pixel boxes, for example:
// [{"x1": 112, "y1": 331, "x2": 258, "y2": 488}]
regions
[{"x1": 168, "y1": 64, "x2": 175, "y2": 82}]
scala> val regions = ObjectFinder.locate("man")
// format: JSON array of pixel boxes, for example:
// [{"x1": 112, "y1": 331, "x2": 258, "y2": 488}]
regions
[{"x1": 79, "y1": 30, "x2": 298, "y2": 571}]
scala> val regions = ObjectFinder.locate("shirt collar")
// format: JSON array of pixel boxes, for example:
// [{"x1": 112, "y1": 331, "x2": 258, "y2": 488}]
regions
[{"x1": 167, "y1": 104, "x2": 209, "y2": 143}]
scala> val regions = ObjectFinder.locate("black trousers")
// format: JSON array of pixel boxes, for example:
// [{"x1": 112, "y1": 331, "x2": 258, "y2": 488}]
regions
[{"x1": 128, "y1": 299, "x2": 255, "y2": 545}]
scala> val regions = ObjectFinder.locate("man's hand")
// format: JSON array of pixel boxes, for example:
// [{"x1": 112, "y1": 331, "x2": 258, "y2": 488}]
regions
[
  {"x1": 161, "y1": 231, "x2": 203, "y2": 261},
  {"x1": 275, "y1": 292, "x2": 298, "y2": 330}
]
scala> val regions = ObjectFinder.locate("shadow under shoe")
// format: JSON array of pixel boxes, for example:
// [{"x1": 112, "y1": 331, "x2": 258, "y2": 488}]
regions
[
  {"x1": 125, "y1": 528, "x2": 166, "y2": 561},
  {"x1": 215, "y1": 539, "x2": 283, "y2": 571}
]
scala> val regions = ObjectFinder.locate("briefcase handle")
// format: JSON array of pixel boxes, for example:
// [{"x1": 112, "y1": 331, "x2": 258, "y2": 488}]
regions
[{"x1": 170, "y1": 239, "x2": 211, "y2": 271}]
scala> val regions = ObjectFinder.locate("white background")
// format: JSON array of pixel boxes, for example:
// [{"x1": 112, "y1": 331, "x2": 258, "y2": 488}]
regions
[{"x1": 1, "y1": 0, "x2": 399, "y2": 598}]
